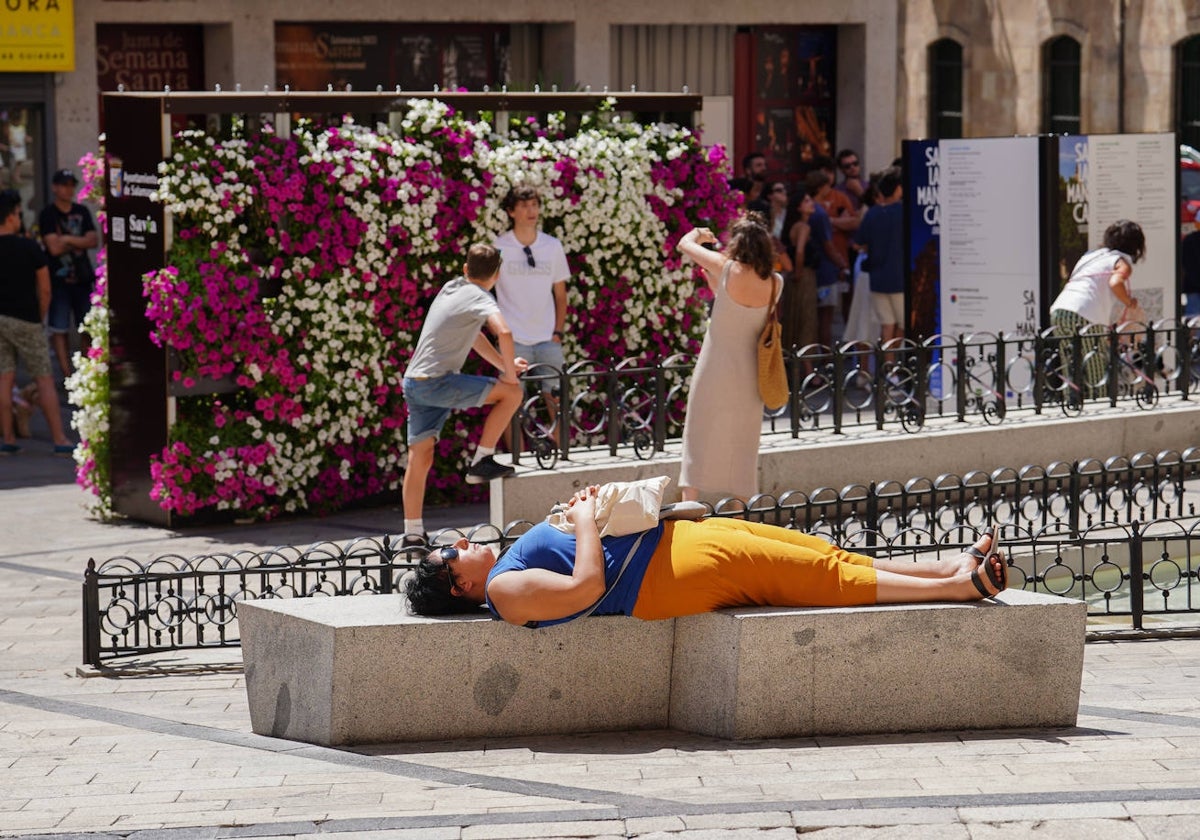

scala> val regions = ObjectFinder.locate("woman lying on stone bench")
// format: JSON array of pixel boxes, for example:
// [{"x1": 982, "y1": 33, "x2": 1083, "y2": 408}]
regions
[{"x1": 405, "y1": 485, "x2": 1008, "y2": 626}]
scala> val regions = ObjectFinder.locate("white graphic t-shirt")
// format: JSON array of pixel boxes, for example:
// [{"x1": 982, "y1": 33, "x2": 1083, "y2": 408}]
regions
[{"x1": 493, "y1": 230, "x2": 570, "y2": 345}]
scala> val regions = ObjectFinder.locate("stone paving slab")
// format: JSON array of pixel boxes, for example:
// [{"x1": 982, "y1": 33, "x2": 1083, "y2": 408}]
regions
[{"x1": 4, "y1": 462, "x2": 1200, "y2": 838}]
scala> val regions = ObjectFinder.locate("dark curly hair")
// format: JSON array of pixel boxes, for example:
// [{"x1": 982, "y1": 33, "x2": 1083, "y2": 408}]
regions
[
  {"x1": 404, "y1": 554, "x2": 480, "y2": 616},
  {"x1": 501, "y1": 184, "x2": 540, "y2": 213},
  {"x1": 1102, "y1": 219, "x2": 1146, "y2": 264},
  {"x1": 725, "y1": 212, "x2": 775, "y2": 279}
]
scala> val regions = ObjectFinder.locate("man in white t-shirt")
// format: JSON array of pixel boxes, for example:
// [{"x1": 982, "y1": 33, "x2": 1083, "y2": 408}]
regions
[{"x1": 493, "y1": 185, "x2": 570, "y2": 443}]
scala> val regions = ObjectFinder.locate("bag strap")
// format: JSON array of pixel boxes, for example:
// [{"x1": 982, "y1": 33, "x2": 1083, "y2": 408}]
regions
[
  {"x1": 764, "y1": 275, "x2": 780, "y2": 331},
  {"x1": 573, "y1": 530, "x2": 649, "y2": 621}
]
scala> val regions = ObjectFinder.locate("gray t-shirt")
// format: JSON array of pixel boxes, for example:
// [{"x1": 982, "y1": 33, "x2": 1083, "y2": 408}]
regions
[{"x1": 404, "y1": 276, "x2": 500, "y2": 378}]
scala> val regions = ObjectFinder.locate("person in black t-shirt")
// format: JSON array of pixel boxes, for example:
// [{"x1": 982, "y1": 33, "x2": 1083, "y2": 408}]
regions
[
  {"x1": 38, "y1": 168, "x2": 98, "y2": 380},
  {"x1": 0, "y1": 189, "x2": 73, "y2": 454}
]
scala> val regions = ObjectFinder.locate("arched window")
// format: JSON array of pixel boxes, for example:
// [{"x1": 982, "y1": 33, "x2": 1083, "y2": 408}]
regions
[
  {"x1": 928, "y1": 39, "x2": 963, "y2": 139},
  {"x1": 1177, "y1": 35, "x2": 1200, "y2": 150},
  {"x1": 1043, "y1": 36, "x2": 1081, "y2": 134}
]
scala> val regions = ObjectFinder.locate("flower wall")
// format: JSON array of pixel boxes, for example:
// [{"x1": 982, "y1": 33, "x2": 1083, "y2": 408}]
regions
[
  {"x1": 66, "y1": 152, "x2": 112, "y2": 516},
  {"x1": 72, "y1": 100, "x2": 740, "y2": 520}
]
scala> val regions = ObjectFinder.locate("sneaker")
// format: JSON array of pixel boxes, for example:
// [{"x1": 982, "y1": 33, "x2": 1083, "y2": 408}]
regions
[
  {"x1": 0, "y1": 443, "x2": 20, "y2": 455},
  {"x1": 465, "y1": 454, "x2": 516, "y2": 485},
  {"x1": 400, "y1": 532, "x2": 428, "y2": 549}
]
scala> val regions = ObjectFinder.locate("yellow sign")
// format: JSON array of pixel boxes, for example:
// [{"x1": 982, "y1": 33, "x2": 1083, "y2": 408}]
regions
[{"x1": 0, "y1": 0, "x2": 75, "y2": 73}]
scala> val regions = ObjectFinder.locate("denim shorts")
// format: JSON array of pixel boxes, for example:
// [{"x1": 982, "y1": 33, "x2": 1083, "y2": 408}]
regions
[
  {"x1": 48, "y1": 279, "x2": 93, "y2": 334},
  {"x1": 403, "y1": 373, "x2": 497, "y2": 444},
  {"x1": 514, "y1": 340, "x2": 565, "y2": 394},
  {"x1": 816, "y1": 283, "x2": 841, "y2": 309}
]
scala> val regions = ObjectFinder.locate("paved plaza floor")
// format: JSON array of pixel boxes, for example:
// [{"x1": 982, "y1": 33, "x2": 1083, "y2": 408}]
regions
[{"x1": 3, "y1": 438, "x2": 1200, "y2": 839}]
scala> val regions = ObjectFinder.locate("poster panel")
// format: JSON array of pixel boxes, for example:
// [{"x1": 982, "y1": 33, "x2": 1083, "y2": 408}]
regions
[
  {"x1": 1086, "y1": 133, "x2": 1177, "y2": 322},
  {"x1": 938, "y1": 136, "x2": 1042, "y2": 338},
  {"x1": 1055, "y1": 134, "x2": 1089, "y2": 293},
  {"x1": 903, "y1": 139, "x2": 947, "y2": 398},
  {"x1": 749, "y1": 26, "x2": 836, "y2": 180},
  {"x1": 904, "y1": 139, "x2": 940, "y2": 340},
  {"x1": 275, "y1": 23, "x2": 509, "y2": 94},
  {"x1": 96, "y1": 25, "x2": 205, "y2": 94},
  {"x1": 103, "y1": 95, "x2": 170, "y2": 524},
  {"x1": 0, "y1": 0, "x2": 74, "y2": 72}
]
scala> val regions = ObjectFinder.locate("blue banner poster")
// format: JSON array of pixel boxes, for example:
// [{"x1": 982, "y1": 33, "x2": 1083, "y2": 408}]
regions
[
  {"x1": 1056, "y1": 134, "x2": 1089, "y2": 296},
  {"x1": 904, "y1": 140, "x2": 943, "y2": 396}
]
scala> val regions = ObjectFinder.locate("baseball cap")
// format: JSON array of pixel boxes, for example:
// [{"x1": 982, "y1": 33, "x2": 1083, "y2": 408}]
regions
[{"x1": 51, "y1": 168, "x2": 78, "y2": 185}]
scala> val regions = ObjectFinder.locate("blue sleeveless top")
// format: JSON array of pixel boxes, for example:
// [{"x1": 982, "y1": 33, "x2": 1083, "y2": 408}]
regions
[{"x1": 484, "y1": 521, "x2": 664, "y2": 627}]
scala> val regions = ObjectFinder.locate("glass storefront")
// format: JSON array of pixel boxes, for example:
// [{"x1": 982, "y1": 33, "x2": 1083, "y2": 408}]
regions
[{"x1": 0, "y1": 101, "x2": 47, "y2": 233}]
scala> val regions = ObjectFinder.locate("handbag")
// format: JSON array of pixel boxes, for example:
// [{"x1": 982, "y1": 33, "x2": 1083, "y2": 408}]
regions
[
  {"x1": 1118, "y1": 302, "x2": 1149, "y2": 329},
  {"x1": 546, "y1": 475, "x2": 672, "y2": 537},
  {"x1": 757, "y1": 274, "x2": 788, "y2": 410}
]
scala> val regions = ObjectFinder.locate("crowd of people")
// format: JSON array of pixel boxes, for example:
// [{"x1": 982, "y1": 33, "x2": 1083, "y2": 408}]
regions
[
  {"x1": 0, "y1": 168, "x2": 96, "y2": 456},
  {"x1": 730, "y1": 149, "x2": 906, "y2": 355}
]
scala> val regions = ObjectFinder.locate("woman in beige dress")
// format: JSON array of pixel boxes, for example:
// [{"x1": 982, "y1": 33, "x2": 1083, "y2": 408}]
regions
[{"x1": 676, "y1": 214, "x2": 780, "y2": 502}]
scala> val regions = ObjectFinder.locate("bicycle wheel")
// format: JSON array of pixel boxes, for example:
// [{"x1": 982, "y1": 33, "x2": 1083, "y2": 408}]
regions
[{"x1": 1135, "y1": 382, "x2": 1158, "y2": 409}]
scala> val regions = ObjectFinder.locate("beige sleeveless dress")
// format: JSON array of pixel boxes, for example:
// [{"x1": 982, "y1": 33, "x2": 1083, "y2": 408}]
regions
[{"x1": 679, "y1": 261, "x2": 779, "y2": 498}]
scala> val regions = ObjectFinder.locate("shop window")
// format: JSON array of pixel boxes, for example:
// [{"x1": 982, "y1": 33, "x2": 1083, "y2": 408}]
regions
[
  {"x1": 733, "y1": 25, "x2": 837, "y2": 182},
  {"x1": 0, "y1": 104, "x2": 46, "y2": 232},
  {"x1": 1042, "y1": 36, "x2": 1081, "y2": 134},
  {"x1": 927, "y1": 39, "x2": 963, "y2": 139},
  {"x1": 1177, "y1": 35, "x2": 1200, "y2": 150}
]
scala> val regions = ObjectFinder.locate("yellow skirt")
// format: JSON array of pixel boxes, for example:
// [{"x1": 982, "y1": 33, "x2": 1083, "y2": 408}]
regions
[{"x1": 631, "y1": 518, "x2": 877, "y2": 620}]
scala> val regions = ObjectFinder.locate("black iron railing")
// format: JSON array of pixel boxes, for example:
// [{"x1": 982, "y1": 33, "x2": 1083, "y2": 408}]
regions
[
  {"x1": 511, "y1": 321, "x2": 1200, "y2": 466},
  {"x1": 82, "y1": 447, "x2": 1200, "y2": 665}
]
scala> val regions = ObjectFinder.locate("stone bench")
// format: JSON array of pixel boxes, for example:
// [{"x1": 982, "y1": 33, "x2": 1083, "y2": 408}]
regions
[{"x1": 239, "y1": 589, "x2": 1086, "y2": 746}]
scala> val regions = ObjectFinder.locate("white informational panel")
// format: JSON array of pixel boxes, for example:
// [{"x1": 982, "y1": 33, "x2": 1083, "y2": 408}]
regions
[
  {"x1": 1087, "y1": 133, "x2": 1176, "y2": 322},
  {"x1": 939, "y1": 137, "x2": 1043, "y2": 337}
]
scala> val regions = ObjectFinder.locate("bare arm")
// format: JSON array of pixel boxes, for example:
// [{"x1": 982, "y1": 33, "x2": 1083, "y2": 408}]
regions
[
  {"x1": 477, "y1": 312, "x2": 525, "y2": 384},
  {"x1": 486, "y1": 486, "x2": 607, "y2": 625},
  {"x1": 830, "y1": 213, "x2": 860, "y2": 233},
  {"x1": 551, "y1": 280, "x2": 567, "y2": 341},
  {"x1": 789, "y1": 219, "x2": 811, "y2": 255},
  {"x1": 676, "y1": 227, "x2": 727, "y2": 291},
  {"x1": 773, "y1": 238, "x2": 793, "y2": 273},
  {"x1": 35, "y1": 266, "x2": 50, "y2": 321},
  {"x1": 824, "y1": 237, "x2": 848, "y2": 272},
  {"x1": 42, "y1": 232, "x2": 66, "y2": 257},
  {"x1": 1108, "y1": 260, "x2": 1137, "y2": 308}
]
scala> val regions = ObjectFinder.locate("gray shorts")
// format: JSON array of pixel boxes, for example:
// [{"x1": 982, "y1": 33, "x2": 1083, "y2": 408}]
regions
[
  {"x1": 514, "y1": 340, "x2": 565, "y2": 394},
  {"x1": 0, "y1": 315, "x2": 51, "y2": 377}
]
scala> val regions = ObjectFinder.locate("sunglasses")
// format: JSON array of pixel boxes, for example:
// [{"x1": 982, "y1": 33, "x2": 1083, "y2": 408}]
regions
[
  {"x1": 437, "y1": 546, "x2": 459, "y2": 584},
  {"x1": 522, "y1": 245, "x2": 536, "y2": 268},
  {"x1": 840, "y1": 160, "x2": 860, "y2": 170}
]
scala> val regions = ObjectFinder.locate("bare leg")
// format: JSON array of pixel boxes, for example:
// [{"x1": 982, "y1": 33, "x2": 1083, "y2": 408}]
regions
[
  {"x1": 680, "y1": 486, "x2": 699, "y2": 502},
  {"x1": 818, "y1": 307, "x2": 834, "y2": 349},
  {"x1": 34, "y1": 374, "x2": 71, "y2": 446},
  {"x1": 0, "y1": 370, "x2": 15, "y2": 445},
  {"x1": 872, "y1": 531, "x2": 995, "y2": 580},
  {"x1": 542, "y1": 391, "x2": 561, "y2": 447},
  {"x1": 401, "y1": 437, "x2": 435, "y2": 522},
  {"x1": 875, "y1": 554, "x2": 1006, "y2": 603},
  {"x1": 50, "y1": 333, "x2": 72, "y2": 379},
  {"x1": 479, "y1": 380, "x2": 522, "y2": 450}
]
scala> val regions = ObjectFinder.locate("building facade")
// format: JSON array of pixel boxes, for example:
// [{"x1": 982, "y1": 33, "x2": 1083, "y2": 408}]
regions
[
  {"x1": 5, "y1": 0, "x2": 1200, "y2": 223},
  {"x1": 4, "y1": 0, "x2": 898, "y2": 220},
  {"x1": 899, "y1": 0, "x2": 1200, "y2": 145}
]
